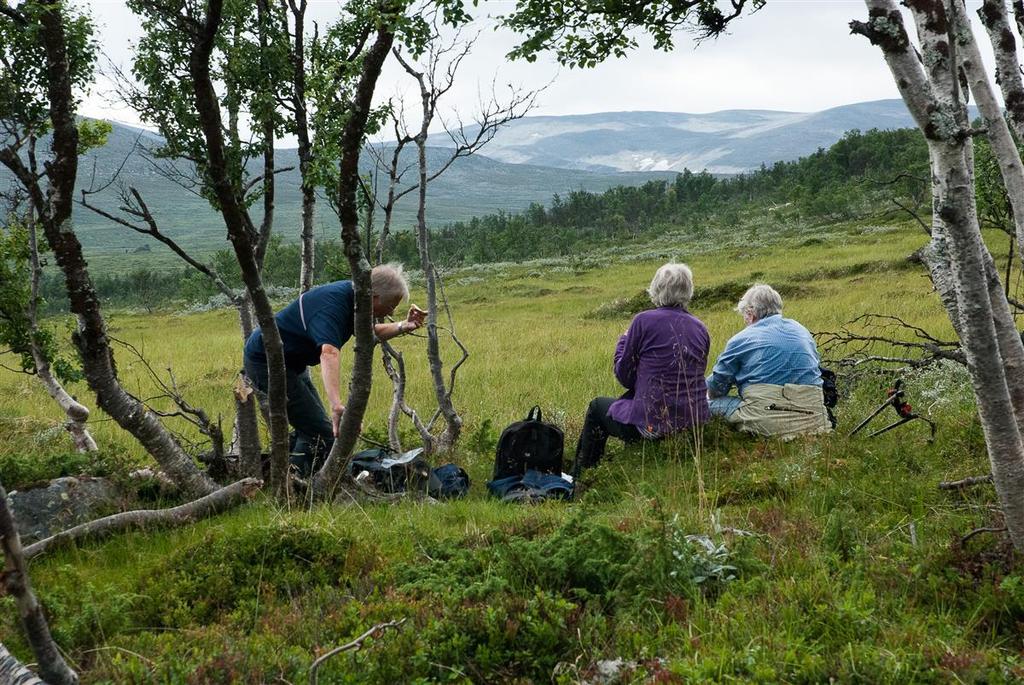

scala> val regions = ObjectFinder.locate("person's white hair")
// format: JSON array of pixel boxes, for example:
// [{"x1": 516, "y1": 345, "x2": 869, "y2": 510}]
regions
[
  {"x1": 647, "y1": 262, "x2": 694, "y2": 308},
  {"x1": 371, "y1": 263, "x2": 409, "y2": 302},
  {"x1": 736, "y1": 283, "x2": 783, "y2": 321}
]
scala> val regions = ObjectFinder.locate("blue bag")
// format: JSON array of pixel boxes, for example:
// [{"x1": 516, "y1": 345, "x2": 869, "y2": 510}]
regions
[
  {"x1": 429, "y1": 464, "x2": 470, "y2": 499},
  {"x1": 487, "y1": 469, "x2": 573, "y2": 503}
]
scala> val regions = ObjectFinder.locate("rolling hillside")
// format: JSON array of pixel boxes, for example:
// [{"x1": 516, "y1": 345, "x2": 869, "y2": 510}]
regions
[
  {"x1": 57, "y1": 122, "x2": 675, "y2": 260},
  {"x1": 4, "y1": 100, "x2": 935, "y2": 263}
]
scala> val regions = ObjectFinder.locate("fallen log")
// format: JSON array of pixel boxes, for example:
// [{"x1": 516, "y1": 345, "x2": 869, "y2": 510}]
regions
[{"x1": 23, "y1": 478, "x2": 263, "y2": 560}]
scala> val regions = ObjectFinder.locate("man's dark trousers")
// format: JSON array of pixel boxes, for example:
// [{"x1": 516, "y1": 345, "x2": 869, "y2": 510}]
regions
[{"x1": 243, "y1": 356, "x2": 334, "y2": 476}]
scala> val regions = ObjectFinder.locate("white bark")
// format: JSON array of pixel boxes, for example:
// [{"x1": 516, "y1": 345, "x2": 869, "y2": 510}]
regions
[
  {"x1": 856, "y1": 0, "x2": 1024, "y2": 549},
  {"x1": 979, "y1": 1, "x2": 1024, "y2": 149},
  {"x1": 963, "y1": 5, "x2": 1024, "y2": 254},
  {"x1": 29, "y1": 351, "x2": 96, "y2": 452},
  {"x1": 380, "y1": 342, "x2": 432, "y2": 453},
  {"x1": 392, "y1": 47, "x2": 465, "y2": 454},
  {"x1": 0, "y1": 643, "x2": 46, "y2": 685},
  {"x1": 27, "y1": 214, "x2": 96, "y2": 452},
  {"x1": 955, "y1": 0, "x2": 1024, "y2": 437}
]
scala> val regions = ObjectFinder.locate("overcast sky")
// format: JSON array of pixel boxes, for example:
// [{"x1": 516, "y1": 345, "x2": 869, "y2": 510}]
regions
[{"x1": 80, "y1": 1, "x2": 999, "y2": 137}]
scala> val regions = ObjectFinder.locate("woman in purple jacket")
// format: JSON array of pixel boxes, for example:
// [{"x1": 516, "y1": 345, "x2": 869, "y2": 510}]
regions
[{"x1": 574, "y1": 263, "x2": 711, "y2": 472}]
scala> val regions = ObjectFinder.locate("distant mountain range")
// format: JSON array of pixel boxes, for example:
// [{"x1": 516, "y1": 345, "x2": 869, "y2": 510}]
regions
[
  {"x1": 40, "y1": 122, "x2": 676, "y2": 259},
  {"x1": 3, "y1": 99, "x2": 924, "y2": 260},
  {"x1": 438, "y1": 99, "x2": 919, "y2": 174}
]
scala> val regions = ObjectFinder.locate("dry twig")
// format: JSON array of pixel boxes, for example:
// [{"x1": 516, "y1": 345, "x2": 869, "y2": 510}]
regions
[
  {"x1": 960, "y1": 526, "x2": 1007, "y2": 546},
  {"x1": 817, "y1": 313, "x2": 963, "y2": 371},
  {"x1": 308, "y1": 618, "x2": 406, "y2": 684},
  {"x1": 938, "y1": 474, "x2": 993, "y2": 491}
]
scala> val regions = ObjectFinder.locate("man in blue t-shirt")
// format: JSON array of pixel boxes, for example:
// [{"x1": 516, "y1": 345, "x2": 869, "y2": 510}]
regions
[{"x1": 243, "y1": 264, "x2": 425, "y2": 474}]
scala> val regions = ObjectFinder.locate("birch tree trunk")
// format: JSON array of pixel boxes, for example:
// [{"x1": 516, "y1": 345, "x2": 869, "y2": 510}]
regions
[
  {"x1": 291, "y1": 0, "x2": 315, "y2": 293},
  {"x1": 278, "y1": 0, "x2": 318, "y2": 292},
  {"x1": 22, "y1": 477, "x2": 262, "y2": 560},
  {"x1": 0, "y1": 479, "x2": 78, "y2": 685},
  {"x1": 313, "y1": 22, "x2": 395, "y2": 497},
  {"x1": 0, "y1": 2, "x2": 218, "y2": 497},
  {"x1": 980, "y1": 1, "x2": 1024, "y2": 160},
  {"x1": 187, "y1": 0, "x2": 291, "y2": 500},
  {"x1": 380, "y1": 341, "x2": 432, "y2": 453},
  {"x1": 949, "y1": 9, "x2": 1024, "y2": 424},
  {"x1": 26, "y1": 219, "x2": 96, "y2": 452},
  {"x1": 415, "y1": 138, "x2": 462, "y2": 452},
  {"x1": 0, "y1": 643, "x2": 47, "y2": 685},
  {"x1": 854, "y1": 0, "x2": 1024, "y2": 549}
]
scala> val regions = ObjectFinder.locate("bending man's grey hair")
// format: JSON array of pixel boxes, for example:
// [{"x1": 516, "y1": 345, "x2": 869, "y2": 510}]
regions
[
  {"x1": 371, "y1": 263, "x2": 410, "y2": 302},
  {"x1": 647, "y1": 262, "x2": 694, "y2": 308},
  {"x1": 737, "y1": 283, "x2": 783, "y2": 321}
]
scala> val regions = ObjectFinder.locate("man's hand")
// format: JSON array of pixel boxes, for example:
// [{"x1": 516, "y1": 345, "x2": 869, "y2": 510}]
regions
[{"x1": 331, "y1": 403, "x2": 345, "y2": 437}]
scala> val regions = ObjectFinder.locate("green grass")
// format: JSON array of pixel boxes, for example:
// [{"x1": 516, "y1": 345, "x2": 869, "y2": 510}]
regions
[{"x1": 1, "y1": 221, "x2": 1022, "y2": 683}]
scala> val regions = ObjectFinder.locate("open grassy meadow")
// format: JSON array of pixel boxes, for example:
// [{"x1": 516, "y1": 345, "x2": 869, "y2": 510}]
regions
[{"x1": 1, "y1": 220, "x2": 1021, "y2": 683}]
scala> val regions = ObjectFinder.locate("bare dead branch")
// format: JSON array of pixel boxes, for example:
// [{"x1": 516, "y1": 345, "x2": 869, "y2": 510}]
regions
[
  {"x1": 80, "y1": 187, "x2": 237, "y2": 301},
  {"x1": 380, "y1": 341, "x2": 432, "y2": 452},
  {"x1": 109, "y1": 336, "x2": 225, "y2": 458},
  {"x1": 435, "y1": 269, "x2": 468, "y2": 399},
  {"x1": 939, "y1": 474, "x2": 993, "y2": 490},
  {"x1": 960, "y1": 525, "x2": 1007, "y2": 546},
  {"x1": 816, "y1": 313, "x2": 964, "y2": 371},
  {"x1": 22, "y1": 478, "x2": 263, "y2": 560},
  {"x1": 891, "y1": 197, "x2": 931, "y2": 235},
  {"x1": 242, "y1": 164, "x2": 297, "y2": 197},
  {"x1": 137, "y1": 150, "x2": 206, "y2": 199},
  {"x1": 308, "y1": 619, "x2": 406, "y2": 685},
  {"x1": 81, "y1": 127, "x2": 147, "y2": 197}
]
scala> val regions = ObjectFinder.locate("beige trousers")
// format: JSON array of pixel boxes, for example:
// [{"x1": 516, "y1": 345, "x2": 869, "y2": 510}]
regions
[{"x1": 726, "y1": 383, "x2": 832, "y2": 440}]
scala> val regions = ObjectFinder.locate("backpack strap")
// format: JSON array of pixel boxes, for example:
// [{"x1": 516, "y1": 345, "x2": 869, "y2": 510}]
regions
[{"x1": 527, "y1": 405, "x2": 543, "y2": 422}]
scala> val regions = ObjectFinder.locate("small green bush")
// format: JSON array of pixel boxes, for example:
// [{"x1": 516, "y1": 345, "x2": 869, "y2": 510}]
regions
[
  {"x1": 134, "y1": 520, "x2": 376, "y2": 627},
  {"x1": 396, "y1": 513, "x2": 749, "y2": 611},
  {"x1": 0, "y1": 447, "x2": 138, "y2": 490}
]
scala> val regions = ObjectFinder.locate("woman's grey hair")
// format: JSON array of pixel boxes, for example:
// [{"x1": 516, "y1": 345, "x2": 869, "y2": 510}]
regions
[
  {"x1": 371, "y1": 263, "x2": 409, "y2": 302},
  {"x1": 647, "y1": 262, "x2": 694, "y2": 308},
  {"x1": 736, "y1": 283, "x2": 783, "y2": 321}
]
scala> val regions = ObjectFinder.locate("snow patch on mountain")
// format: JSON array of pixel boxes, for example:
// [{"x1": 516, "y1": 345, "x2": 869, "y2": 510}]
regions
[{"x1": 443, "y1": 100, "x2": 918, "y2": 174}]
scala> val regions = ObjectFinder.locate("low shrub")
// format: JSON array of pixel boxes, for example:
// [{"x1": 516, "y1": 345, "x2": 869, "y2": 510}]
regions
[{"x1": 134, "y1": 520, "x2": 378, "y2": 628}]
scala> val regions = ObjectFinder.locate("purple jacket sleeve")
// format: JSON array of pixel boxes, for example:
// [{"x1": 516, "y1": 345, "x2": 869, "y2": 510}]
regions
[{"x1": 614, "y1": 317, "x2": 642, "y2": 389}]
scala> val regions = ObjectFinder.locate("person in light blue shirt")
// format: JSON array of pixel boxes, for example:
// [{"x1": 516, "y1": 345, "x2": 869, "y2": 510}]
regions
[{"x1": 707, "y1": 284, "x2": 830, "y2": 438}]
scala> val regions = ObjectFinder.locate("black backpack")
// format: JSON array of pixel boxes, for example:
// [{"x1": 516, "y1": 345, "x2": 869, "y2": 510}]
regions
[
  {"x1": 820, "y1": 366, "x2": 839, "y2": 429},
  {"x1": 492, "y1": 406, "x2": 564, "y2": 480}
]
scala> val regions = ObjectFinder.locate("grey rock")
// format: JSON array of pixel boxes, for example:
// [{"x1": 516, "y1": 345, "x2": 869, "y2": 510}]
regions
[{"x1": 6, "y1": 477, "x2": 122, "y2": 542}]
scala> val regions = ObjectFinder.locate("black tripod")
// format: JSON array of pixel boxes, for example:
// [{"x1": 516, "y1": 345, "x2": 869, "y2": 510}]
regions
[{"x1": 849, "y1": 379, "x2": 936, "y2": 441}]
